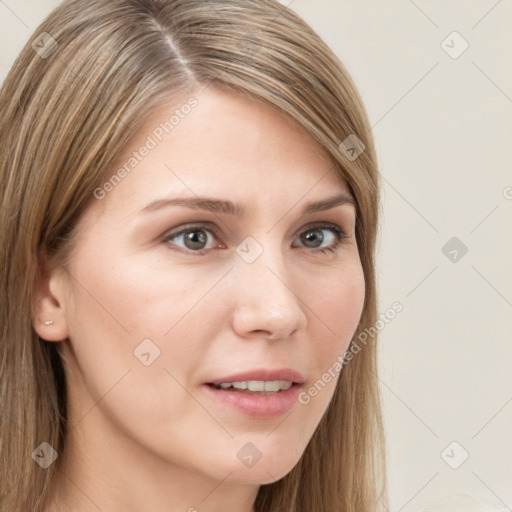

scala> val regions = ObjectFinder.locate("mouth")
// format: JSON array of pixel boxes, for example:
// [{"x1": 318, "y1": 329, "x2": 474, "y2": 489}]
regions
[
  {"x1": 202, "y1": 368, "x2": 305, "y2": 417},
  {"x1": 204, "y1": 368, "x2": 305, "y2": 396},
  {"x1": 202, "y1": 378, "x2": 304, "y2": 418},
  {"x1": 205, "y1": 380, "x2": 300, "y2": 395}
]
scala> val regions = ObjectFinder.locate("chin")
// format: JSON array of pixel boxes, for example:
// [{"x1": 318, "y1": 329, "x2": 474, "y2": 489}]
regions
[
  {"x1": 216, "y1": 449, "x2": 301, "y2": 485},
  {"x1": 226, "y1": 465, "x2": 295, "y2": 485}
]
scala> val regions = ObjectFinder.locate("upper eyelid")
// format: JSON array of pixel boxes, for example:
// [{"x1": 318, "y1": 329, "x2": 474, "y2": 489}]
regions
[{"x1": 162, "y1": 221, "x2": 348, "y2": 245}]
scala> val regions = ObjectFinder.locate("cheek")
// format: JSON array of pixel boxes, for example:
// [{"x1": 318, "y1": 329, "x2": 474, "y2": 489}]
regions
[
  {"x1": 314, "y1": 260, "x2": 365, "y2": 345},
  {"x1": 62, "y1": 252, "x2": 224, "y2": 401},
  {"x1": 306, "y1": 261, "x2": 365, "y2": 386},
  {"x1": 61, "y1": 258, "x2": 211, "y2": 447}
]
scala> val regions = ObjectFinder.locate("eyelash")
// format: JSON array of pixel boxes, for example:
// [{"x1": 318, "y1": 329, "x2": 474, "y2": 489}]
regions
[{"x1": 161, "y1": 221, "x2": 350, "y2": 256}]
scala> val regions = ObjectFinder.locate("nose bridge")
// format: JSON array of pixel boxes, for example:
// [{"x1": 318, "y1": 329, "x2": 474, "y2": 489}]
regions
[{"x1": 230, "y1": 238, "x2": 307, "y2": 339}]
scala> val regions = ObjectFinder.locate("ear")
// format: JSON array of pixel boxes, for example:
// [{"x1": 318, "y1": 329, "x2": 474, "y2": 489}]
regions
[{"x1": 31, "y1": 262, "x2": 70, "y2": 342}]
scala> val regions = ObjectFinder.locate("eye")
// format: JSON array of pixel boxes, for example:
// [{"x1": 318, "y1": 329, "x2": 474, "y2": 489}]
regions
[
  {"x1": 162, "y1": 222, "x2": 222, "y2": 255},
  {"x1": 161, "y1": 222, "x2": 350, "y2": 255},
  {"x1": 293, "y1": 223, "x2": 350, "y2": 254}
]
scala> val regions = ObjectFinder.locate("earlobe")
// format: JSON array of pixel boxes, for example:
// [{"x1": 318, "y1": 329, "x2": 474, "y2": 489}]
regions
[{"x1": 31, "y1": 265, "x2": 70, "y2": 342}]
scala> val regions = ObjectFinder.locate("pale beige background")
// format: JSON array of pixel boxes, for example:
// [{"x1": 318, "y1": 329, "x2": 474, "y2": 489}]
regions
[{"x1": 1, "y1": 0, "x2": 511, "y2": 510}]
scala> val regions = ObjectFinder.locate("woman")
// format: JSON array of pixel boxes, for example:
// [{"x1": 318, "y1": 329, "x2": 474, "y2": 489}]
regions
[{"x1": 0, "y1": 0, "x2": 387, "y2": 510}]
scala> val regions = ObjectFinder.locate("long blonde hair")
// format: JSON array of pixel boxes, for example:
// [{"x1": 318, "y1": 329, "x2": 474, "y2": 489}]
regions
[{"x1": 0, "y1": 1, "x2": 387, "y2": 510}]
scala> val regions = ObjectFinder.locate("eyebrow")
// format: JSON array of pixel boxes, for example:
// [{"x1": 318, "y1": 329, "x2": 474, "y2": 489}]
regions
[{"x1": 139, "y1": 192, "x2": 356, "y2": 217}]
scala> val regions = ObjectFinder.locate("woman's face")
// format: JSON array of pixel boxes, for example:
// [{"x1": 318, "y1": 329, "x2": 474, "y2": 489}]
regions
[{"x1": 39, "y1": 86, "x2": 365, "y2": 487}]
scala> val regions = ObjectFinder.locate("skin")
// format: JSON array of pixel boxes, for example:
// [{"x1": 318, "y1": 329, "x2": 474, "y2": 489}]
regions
[{"x1": 32, "y1": 86, "x2": 365, "y2": 512}]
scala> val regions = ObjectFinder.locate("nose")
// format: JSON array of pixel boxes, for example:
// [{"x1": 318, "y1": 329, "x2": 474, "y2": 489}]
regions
[{"x1": 230, "y1": 249, "x2": 307, "y2": 341}]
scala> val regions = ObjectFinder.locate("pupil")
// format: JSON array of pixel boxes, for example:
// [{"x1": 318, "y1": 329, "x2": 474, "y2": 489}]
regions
[
  {"x1": 184, "y1": 230, "x2": 207, "y2": 250},
  {"x1": 302, "y1": 229, "x2": 323, "y2": 248}
]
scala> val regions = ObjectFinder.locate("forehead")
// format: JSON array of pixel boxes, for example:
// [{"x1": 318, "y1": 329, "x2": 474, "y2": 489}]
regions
[{"x1": 91, "y1": 86, "x2": 351, "y2": 221}]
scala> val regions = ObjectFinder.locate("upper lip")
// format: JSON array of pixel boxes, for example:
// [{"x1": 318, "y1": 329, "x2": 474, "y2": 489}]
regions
[{"x1": 206, "y1": 368, "x2": 305, "y2": 385}]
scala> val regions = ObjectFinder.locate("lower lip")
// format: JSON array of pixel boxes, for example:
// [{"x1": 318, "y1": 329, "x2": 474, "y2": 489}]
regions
[{"x1": 202, "y1": 383, "x2": 303, "y2": 419}]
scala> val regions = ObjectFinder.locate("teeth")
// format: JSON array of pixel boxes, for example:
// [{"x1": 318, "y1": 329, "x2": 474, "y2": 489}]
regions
[
  {"x1": 215, "y1": 380, "x2": 293, "y2": 392},
  {"x1": 248, "y1": 380, "x2": 265, "y2": 391}
]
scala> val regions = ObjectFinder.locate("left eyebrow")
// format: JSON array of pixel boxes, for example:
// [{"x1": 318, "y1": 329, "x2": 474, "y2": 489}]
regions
[
  {"x1": 302, "y1": 193, "x2": 356, "y2": 214},
  {"x1": 138, "y1": 193, "x2": 356, "y2": 217}
]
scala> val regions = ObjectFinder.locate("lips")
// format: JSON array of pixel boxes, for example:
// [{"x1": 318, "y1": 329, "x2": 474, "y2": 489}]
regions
[
  {"x1": 202, "y1": 368, "x2": 305, "y2": 418},
  {"x1": 205, "y1": 368, "x2": 305, "y2": 386}
]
